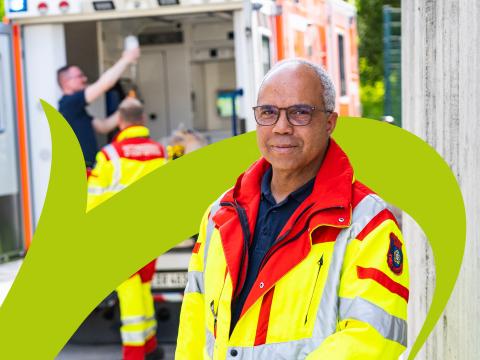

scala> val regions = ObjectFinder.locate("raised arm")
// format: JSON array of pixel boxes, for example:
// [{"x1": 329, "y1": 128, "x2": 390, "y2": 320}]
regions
[{"x1": 85, "y1": 48, "x2": 140, "y2": 104}]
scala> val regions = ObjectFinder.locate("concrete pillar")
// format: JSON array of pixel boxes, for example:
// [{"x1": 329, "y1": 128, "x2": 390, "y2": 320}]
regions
[{"x1": 402, "y1": 1, "x2": 480, "y2": 359}]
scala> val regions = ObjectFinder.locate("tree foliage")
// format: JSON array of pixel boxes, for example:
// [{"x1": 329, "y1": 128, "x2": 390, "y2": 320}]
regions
[
  {"x1": 356, "y1": 0, "x2": 400, "y2": 118},
  {"x1": 0, "y1": 1, "x2": 4, "y2": 19}
]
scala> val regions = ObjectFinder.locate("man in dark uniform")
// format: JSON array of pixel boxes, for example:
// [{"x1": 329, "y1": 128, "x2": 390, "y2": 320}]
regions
[{"x1": 57, "y1": 47, "x2": 140, "y2": 168}]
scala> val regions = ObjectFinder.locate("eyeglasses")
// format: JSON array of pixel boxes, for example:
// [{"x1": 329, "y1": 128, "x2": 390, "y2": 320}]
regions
[{"x1": 252, "y1": 104, "x2": 332, "y2": 126}]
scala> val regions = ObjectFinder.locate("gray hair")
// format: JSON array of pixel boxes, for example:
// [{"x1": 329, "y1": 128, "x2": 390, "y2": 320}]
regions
[
  {"x1": 260, "y1": 58, "x2": 336, "y2": 112},
  {"x1": 118, "y1": 97, "x2": 144, "y2": 124}
]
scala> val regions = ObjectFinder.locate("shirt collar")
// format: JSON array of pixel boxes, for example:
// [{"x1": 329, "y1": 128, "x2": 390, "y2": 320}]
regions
[{"x1": 261, "y1": 166, "x2": 315, "y2": 205}]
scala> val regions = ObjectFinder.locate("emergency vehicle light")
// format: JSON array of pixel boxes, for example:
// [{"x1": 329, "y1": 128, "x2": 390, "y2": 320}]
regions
[
  {"x1": 8, "y1": 0, "x2": 27, "y2": 12},
  {"x1": 37, "y1": 2, "x2": 48, "y2": 14},
  {"x1": 59, "y1": 0, "x2": 70, "y2": 12}
]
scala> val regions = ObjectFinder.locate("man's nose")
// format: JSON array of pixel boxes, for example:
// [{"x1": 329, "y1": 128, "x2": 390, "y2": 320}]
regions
[{"x1": 272, "y1": 109, "x2": 293, "y2": 134}]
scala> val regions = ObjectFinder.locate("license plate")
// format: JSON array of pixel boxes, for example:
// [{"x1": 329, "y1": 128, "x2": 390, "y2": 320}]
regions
[{"x1": 152, "y1": 272, "x2": 188, "y2": 290}]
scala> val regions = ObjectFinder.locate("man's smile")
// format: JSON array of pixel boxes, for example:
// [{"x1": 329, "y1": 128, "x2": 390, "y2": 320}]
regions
[{"x1": 270, "y1": 144, "x2": 298, "y2": 153}]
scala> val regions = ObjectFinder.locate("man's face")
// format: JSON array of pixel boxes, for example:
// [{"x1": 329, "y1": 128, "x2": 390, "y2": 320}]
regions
[
  {"x1": 256, "y1": 64, "x2": 338, "y2": 174},
  {"x1": 63, "y1": 66, "x2": 88, "y2": 92}
]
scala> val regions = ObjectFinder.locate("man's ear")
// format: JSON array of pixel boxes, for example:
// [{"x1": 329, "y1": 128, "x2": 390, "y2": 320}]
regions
[{"x1": 326, "y1": 112, "x2": 338, "y2": 136}]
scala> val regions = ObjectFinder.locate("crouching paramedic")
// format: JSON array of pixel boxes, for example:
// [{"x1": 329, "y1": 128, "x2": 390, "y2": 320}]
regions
[
  {"x1": 87, "y1": 97, "x2": 167, "y2": 360},
  {"x1": 176, "y1": 59, "x2": 409, "y2": 359}
]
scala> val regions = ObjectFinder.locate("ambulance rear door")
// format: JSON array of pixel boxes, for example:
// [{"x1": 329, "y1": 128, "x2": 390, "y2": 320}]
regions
[{"x1": 0, "y1": 24, "x2": 24, "y2": 261}]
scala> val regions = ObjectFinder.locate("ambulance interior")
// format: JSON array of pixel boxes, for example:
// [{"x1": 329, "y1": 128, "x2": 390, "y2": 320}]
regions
[{"x1": 63, "y1": 13, "x2": 239, "y2": 149}]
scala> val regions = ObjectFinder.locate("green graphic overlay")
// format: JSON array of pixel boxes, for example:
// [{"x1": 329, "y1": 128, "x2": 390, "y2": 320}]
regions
[{"x1": 0, "y1": 102, "x2": 465, "y2": 359}]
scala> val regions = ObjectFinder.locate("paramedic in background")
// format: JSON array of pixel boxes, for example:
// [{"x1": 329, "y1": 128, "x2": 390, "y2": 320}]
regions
[
  {"x1": 87, "y1": 97, "x2": 166, "y2": 360},
  {"x1": 57, "y1": 47, "x2": 140, "y2": 168}
]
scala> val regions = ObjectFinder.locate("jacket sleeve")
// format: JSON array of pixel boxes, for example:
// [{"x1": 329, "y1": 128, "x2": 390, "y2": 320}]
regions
[
  {"x1": 175, "y1": 207, "x2": 211, "y2": 359},
  {"x1": 307, "y1": 208, "x2": 409, "y2": 359},
  {"x1": 86, "y1": 150, "x2": 115, "y2": 212}
]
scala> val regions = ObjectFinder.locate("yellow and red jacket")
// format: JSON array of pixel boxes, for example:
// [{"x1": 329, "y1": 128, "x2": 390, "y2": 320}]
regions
[
  {"x1": 176, "y1": 139, "x2": 409, "y2": 359},
  {"x1": 87, "y1": 125, "x2": 167, "y2": 281}
]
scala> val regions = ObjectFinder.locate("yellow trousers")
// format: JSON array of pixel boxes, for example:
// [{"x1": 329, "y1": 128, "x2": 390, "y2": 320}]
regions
[{"x1": 116, "y1": 274, "x2": 157, "y2": 360}]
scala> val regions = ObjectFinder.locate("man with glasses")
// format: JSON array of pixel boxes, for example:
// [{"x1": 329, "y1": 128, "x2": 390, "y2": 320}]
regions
[
  {"x1": 176, "y1": 59, "x2": 409, "y2": 359},
  {"x1": 57, "y1": 48, "x2": 140, "y2": 169}
]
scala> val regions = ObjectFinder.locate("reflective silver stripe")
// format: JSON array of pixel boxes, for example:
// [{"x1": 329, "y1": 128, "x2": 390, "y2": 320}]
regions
[
  {"x1": 206, "y1": 328, "x2": 215, "y2": 359},
  {"x1": 120, "y1": 330, "x2": 149, "y2": 343},
  {"x1": 87, "y1": 186, "x2": 105, "y2": 195},
  {"x1": 185, "y1": 270, "x2": 204, "y2": 294},
  {"x1": 121, "y1": 315, "x2": 145, "y2": 325},
  {"x1": 311, "y1": 194, "x2": 390, "y2": 347},
  {"x1": 201, "y1": 198, "x2": 223, "y2": 359},
  {"x1": 348, "y1": 194, "x2": 390, "y2": 243},
  {"x1": 103, "y1": 144, "x2": 122, "y2": 188},
  {"x1": 203, "y1": 198, "x2": 223, "y2": 268},
  {"x1": 339, "y1": 296, "x2": 407, "y2": 346},
  {"x1": 87, "y1": 184, "x2": 126, "y2": 195},
  {"x1": 227, "y1": 339, "x2": 312, "y2": 359}
]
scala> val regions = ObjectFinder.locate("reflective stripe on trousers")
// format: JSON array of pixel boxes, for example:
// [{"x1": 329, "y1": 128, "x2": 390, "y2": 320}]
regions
[{"x1": 121, "y1": 325, "x2": 157, "y2": 344}]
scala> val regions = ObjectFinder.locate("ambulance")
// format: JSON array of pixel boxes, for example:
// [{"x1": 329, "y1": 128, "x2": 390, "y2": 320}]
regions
[{"x1": 1, "y1": 0, "x2": 359, "y2": 344}]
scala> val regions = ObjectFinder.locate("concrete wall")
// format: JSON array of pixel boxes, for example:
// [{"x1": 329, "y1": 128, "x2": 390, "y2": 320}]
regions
[{"x1": 402, "y1": 1, "x2": 480, "y2": 359}]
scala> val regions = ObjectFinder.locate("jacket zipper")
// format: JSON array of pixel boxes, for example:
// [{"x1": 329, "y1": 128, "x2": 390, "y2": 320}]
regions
[
  {"x1": 210, "y1": 300, "x2": 218, "y2": 337},
  {"x1": 304, "y1": 254, "x2": 324, "y2": 325}
]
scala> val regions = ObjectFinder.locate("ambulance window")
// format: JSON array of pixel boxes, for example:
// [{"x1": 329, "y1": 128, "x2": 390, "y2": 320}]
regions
[
  {"x1": 262, "y1": 35, "x2": 271, "y2": 76},
  {"x1": 337, "y1": 33, "x2": 347, "y2": 96}
]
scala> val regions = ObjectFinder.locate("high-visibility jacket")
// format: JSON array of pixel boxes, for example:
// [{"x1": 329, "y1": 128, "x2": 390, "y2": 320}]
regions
[
  {"x1": 176, "y1": 139, "x2": 409, "y2": 360},
  {"x1": 87, "y1": 125, "x2": 167, "y2": 211}
]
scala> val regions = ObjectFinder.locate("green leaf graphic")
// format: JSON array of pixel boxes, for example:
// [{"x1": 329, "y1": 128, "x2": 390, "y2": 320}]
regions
[{"x1": 0, "y1": 102, "x2": 465, "y2": 359}]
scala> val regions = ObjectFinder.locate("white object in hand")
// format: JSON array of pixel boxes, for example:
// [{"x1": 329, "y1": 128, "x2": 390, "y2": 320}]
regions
[{"x1": 124, "y1": 35, "x2": 139, "y2": 51}]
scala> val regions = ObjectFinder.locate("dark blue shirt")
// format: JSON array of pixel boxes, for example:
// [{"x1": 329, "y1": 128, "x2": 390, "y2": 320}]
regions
[
  {"x1": 59, "y1": 90, "x2": 98, "y2": 167},
  {"x1": 230, "y1": 167, "x2": 315, "y2": 332}
]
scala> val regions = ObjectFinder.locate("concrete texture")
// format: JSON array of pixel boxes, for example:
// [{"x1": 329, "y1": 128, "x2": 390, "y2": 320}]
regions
[{"x1": 403, "y1": 1, "x2": 480, "y2": 359}]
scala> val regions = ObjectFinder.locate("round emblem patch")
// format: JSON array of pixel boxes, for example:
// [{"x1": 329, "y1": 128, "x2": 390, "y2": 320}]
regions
[{"x1": 387, "y1": 232, "x2": 403, "y2": 275}]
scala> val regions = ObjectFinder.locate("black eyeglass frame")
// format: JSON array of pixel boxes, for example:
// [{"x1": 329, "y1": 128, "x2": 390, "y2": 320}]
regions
[{"x1": 252, "y1": 104, "x2": 333, "y2": 126}]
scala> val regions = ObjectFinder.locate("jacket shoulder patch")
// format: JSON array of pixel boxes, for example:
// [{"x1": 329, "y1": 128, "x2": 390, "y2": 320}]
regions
[{"x1": 387, "y1": 232, "x2": 403, "y2": 275}]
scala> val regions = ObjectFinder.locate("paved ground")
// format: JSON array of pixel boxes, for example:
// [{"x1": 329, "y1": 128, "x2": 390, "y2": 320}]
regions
[{"x1": 57, "y1": 343, "x2": 176, "y2": 360}]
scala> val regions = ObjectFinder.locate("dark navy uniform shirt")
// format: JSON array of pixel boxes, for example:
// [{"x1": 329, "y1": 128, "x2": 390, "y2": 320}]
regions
[
  {"x1": 59, "y1": 90, "x2": 98, "y2": 167},
  {"x1": 230, "y1": 166, "x2": 315, "y2": 332}
]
